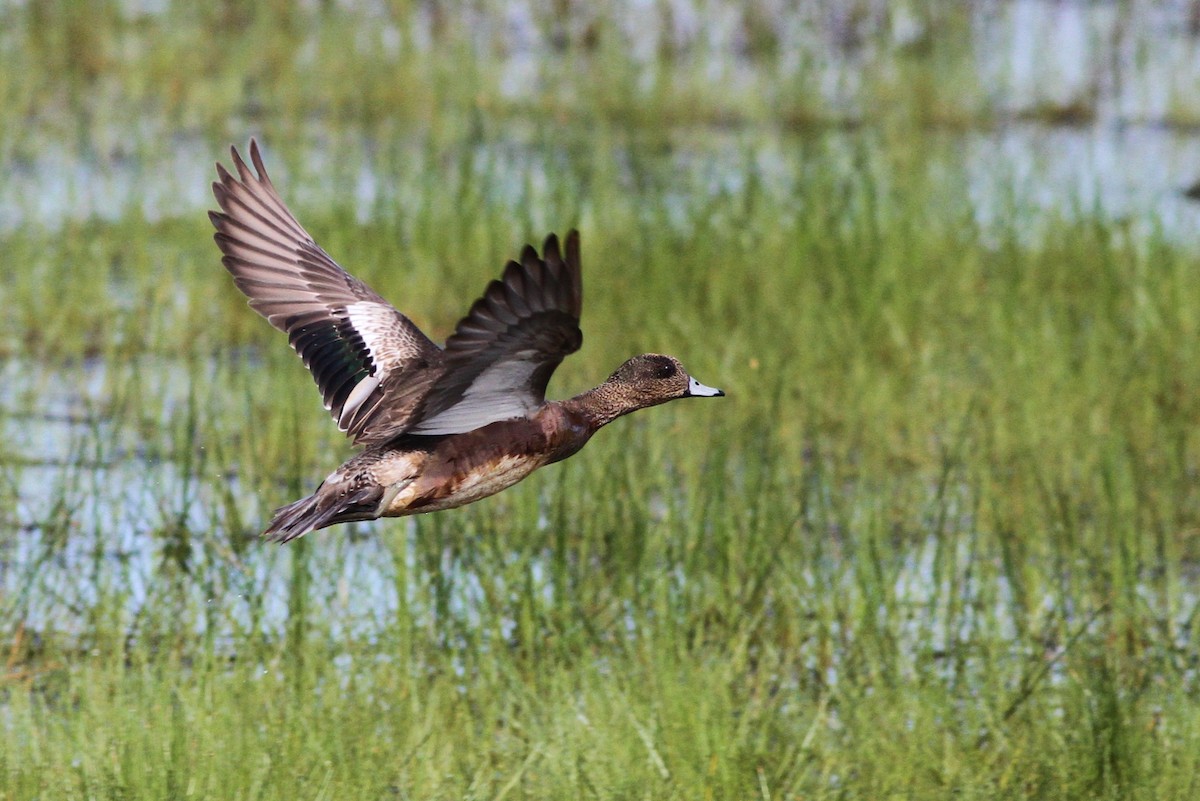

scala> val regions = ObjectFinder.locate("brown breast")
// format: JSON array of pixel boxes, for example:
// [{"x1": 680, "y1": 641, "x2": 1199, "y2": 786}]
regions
[{"x1": 383, "y1": 403, "x2": 594, "y2": 515}]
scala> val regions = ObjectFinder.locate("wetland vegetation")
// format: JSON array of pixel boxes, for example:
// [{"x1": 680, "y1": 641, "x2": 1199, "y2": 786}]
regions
[{"x1": 4, "y1": 1, "x2": 1200, "y2": 798}]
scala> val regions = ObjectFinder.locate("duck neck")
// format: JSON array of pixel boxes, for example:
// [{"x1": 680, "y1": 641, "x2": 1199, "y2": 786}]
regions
[{"x1": 560, "y1": 383, "x2": 638, "y2": 430}]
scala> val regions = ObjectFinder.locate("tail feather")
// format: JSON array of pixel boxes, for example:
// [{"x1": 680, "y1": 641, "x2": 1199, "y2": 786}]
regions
[{"x1": 263, "y1": 484, "x2": 384, "y2": 544}]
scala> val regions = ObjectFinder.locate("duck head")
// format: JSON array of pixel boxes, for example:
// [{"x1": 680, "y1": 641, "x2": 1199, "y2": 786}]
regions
[{"x1": 604, "y1": 353, "x2": 725, "y2": 408}]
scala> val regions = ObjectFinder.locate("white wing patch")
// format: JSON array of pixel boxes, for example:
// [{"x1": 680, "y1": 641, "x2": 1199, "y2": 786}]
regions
[
  {"x1": 410, "y1": 359, "x2": 541, "y2": 435},
  {"x1": 346, "y1": 301, "x2": 408, "y2": 372},
  {"x1": 338, "y1": 373, "x2": 381, "y2": 427}
]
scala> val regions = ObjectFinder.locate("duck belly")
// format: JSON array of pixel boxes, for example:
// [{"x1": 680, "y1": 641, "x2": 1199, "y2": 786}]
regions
[{"x1": 384, "y1": 453, "x2": 549, "y2": 515}]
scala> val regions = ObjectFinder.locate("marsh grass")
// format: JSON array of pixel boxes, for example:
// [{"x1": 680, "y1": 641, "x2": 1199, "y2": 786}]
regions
[{"x1": 5, "y1": 2, "x2": 1200, "y2": 799}]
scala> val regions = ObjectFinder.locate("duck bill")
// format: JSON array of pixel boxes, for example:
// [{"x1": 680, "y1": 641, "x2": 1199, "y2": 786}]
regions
[{"x1": 687, "y1": 377, "x2": 725, "y2": 397}]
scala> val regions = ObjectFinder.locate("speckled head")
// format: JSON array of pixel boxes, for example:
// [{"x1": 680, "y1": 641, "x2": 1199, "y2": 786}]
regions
[{"x1": 605, "y1": 354, "x2": 725, "y2": 408}]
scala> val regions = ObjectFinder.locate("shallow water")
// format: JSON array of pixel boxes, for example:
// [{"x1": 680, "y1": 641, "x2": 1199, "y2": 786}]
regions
[
  {"x1": 5, "y1": 117, "x2": 1199, "y2": 667},
  {"x1": 6, "y1": 2, "x2": 1200, "y2": 237},
  {"x1": 5, "y1": 0, "x2": 1200, "y2": 674},
  {"x1": 6, "y1": 124, "x2": 1200, "y2": 256},
  {"x1": 4, "y1": 353, "x2": 1195, "y2": 685}
]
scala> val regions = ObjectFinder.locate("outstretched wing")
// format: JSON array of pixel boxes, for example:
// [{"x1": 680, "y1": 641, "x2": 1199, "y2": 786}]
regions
[
  {"x1": 409, "y1": 231, "x2": 583, "y2": 435},
  {"x1": 209, "y1": 140, "x2": 444, "y2": 444}
]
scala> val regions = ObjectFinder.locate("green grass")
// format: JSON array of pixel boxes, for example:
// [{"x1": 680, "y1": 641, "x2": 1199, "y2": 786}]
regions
[{"x1": 5, "y1": 2, "x2": 1200, "y2": 799}]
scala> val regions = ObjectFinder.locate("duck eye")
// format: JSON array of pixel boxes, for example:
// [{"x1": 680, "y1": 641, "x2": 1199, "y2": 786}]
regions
[{"x1": 656, "y1": 362, "x2": 677, "y2": 379}]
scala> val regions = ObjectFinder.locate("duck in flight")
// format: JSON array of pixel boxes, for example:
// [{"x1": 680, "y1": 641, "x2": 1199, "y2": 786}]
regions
[{"x1": 210, "y1": 141, "x2": 724, "y2": 543}]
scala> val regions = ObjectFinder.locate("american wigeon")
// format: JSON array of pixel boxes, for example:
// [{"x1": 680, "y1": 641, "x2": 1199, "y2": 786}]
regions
[{"x1": 210, "y1": 141, "x2": 724, "y2": 543}]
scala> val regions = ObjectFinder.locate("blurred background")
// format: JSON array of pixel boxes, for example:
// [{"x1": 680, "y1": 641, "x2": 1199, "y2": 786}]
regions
[
  {"x1": 10, "y1": 1, "x2": 1200, "y2": 233},
  {"x1": 5, "y1": 2, "x2": 1200, "y2": 798}
]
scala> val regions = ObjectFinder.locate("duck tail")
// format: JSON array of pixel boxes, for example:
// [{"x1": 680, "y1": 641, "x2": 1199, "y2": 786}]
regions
[
  {"x1": 262, "y1": 483, "x2": 384, "y2": 544},
  {"x1": 262, "y1": 495, "x2": 331, "y2": 544}
]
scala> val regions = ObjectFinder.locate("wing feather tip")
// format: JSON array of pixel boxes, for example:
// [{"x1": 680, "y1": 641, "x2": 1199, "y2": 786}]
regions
[
  {"x1": 249, "y1": 139, "x2": 272, "y2": 186},
  {"x1": 542, "y1": 232, "x2": 561, "y2": 262}
]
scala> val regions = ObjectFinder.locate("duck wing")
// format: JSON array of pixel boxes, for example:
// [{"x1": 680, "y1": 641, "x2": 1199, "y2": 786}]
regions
[
  {"x1": 209, "y1": 140, "x2": 444, "y2": 445},
  {"x1": 408, "y1": 231, "x2": 583, "y2": 435}
]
